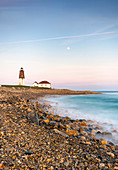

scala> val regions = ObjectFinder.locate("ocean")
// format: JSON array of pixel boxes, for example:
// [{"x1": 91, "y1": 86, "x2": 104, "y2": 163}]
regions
[{"x1": 44, "y1": 91, "x2": 118, "y2": 144}]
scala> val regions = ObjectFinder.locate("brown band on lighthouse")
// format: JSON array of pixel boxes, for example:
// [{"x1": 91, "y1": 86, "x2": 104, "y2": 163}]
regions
[{"x1": 19, "y1": 68, "x2": 25, "y2": 79}]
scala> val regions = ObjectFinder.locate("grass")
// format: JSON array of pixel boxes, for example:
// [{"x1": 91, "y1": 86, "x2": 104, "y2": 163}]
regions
[{"x1": 1, "y1": 85, "x2": 51, "y2": 89}]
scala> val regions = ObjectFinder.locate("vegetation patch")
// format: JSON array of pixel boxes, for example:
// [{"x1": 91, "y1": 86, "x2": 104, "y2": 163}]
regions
[{"x1": 1, "y1": 85, "x2": 51, "y2": 89}]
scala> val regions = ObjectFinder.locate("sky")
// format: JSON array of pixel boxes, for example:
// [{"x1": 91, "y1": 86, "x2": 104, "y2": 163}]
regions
[{"x1": 0, "y1": 0, "x2": 118, "y2": 90}]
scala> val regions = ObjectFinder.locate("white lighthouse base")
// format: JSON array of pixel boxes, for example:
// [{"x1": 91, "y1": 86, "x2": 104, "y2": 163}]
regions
[{"x1": 19, "y1": 79, "x2": 25, "y2": 85}]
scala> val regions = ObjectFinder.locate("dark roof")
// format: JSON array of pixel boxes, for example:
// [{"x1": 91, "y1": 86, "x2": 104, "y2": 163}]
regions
[
  {"x1": 34, "y1": 81, "x2": 38, "y2": 83},
  {"x1": 39, "y1": 81, "x2": 51, "y2": 84}
]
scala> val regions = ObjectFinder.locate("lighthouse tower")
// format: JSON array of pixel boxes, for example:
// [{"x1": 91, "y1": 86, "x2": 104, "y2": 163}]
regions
[{"x1": 19, "y1": 67, "x2": 25, "y2": 85}]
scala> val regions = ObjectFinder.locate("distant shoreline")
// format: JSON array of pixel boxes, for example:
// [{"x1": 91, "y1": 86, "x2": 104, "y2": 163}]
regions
[{"x1": 0, "y1": 85, "x2": 102, "y2": 97}]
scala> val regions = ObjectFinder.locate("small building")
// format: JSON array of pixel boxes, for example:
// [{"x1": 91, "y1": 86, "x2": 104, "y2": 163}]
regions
[
  {"x1": 33, "y1": 80, "x2": 51, "y2": 88},
  {"x1": 33, "y1": 81, "x2": 38, "y2": 87},
  {"x1": 38, "y1": 81, "x2": 51, "y2": 88},
  {"x1": 19, "y1": 67, "x2": 25, "y2": 85}
]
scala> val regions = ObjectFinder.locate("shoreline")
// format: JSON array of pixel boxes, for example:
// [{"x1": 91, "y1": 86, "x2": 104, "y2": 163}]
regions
[
  {"x1": 0, "y1": 86, "x2": 102, "y2": 96},
  {"x1": 0, "y1": 87, "x2": 118, "y2": 169},
  {"x1": 38, "y1": 95, "x2": 118, "y2": 145}
]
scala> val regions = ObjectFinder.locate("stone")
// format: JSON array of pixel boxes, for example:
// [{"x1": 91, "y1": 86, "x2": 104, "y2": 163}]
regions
[
  {"x1": 115, "y1": 152, "x2": 118, "y2": 156},
  {"x1": 58, "y1": 123, "x2": 65, "y2": 130},
  {"x1": 0, "y1": 88, "x2": 117, "y2": 169},
  {"x1": 81, "y1": 130, "x2": 88, "y2": 136},
  {"x1": 50, "y1": 166, "x2": 54, "y2": 170},
  {"x1": 54, "y1": 129, "x2": 68, "y2": 137},
  {"x1": 100, "y1": 144, "x2": 106, "y2": 149},
  {"x1": 99, "y1": 163, "x2": 105, "y2": 169},
  {"x1": 98, "y1": 155, "x2": 103, "y2": 160},
  {"x1": 79, "y1": 119, "x2": 86, "y2": 122},
  {"x1": 25, "y1": 151, "x2": 33, "y2": 155},
  {"x1": 115, "y1": 163, "x2": 118, "y2": 166},
  {"x1": 108, "y1": 141, "x2": 114, "y2": 146},
  {"x1": 80, "y1": 136, "x2": 86, "y2": 141},
  {"x1": 49, "y1": 121, "x2": 58, "y2": 128},
  {"x1": 66, "y1": 129, "x2": 79, "y2": 136},
  {"x1": 80, "y1": 121, "x2": 87, "y2": 126},
  {"x1": 86, "y1": 142, "x2": 91, "y2": 145},
  {"x1": 102, "y1": 132, "x2": 112, "y2": 136},
  {"x1": 107, "y1": 152, "x2": 114, "y2": 158},
  {"x1": 101, "y1": 140, "x2": 107, "y2": 145},
  {"x1": 44, "y1": 119, "x2": 50, "y2": 123},
  {"x1": 0, "y1": 163, "x2": 4, "y2": 169},
  {"x1": 64, "y1": 161, "x2": 70, "y2": 166}
]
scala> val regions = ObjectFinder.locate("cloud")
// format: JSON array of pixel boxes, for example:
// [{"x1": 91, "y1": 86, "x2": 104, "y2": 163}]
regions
[
  {"x1": 96, "y1": 21, "x2": 118, "y2": 33},
  {"x1": 98, "y1": 33, "x2": 118, "y2": 41},
  {"x1": 1, "y1": 30, "x2": 118, "y2": 45}
]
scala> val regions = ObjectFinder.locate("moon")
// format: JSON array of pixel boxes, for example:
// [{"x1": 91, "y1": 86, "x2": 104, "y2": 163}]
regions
[{"x1": 66, "y1": 46, "x2": 71, "y2": 51}]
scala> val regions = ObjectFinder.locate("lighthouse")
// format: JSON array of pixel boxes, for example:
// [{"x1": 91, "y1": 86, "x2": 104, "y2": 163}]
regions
[{"x1": 19, "y1": 67, "x2": 25, "y2": 85}]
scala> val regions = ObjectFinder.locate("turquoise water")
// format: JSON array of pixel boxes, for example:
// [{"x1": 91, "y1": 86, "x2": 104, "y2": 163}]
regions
[{"x1": 45, "y1": 91, "x2": 118, "y2": 143}]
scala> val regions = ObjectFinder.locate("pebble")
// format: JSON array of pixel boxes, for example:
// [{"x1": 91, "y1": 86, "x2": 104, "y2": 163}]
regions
[
  {"x1": 80, "y1": 136, "x2": 86, "y2": 141},
  {"x1": 99, "y1": 163, "x2": 105, "y2": 169},
  {"x1": 0, "y1": 163, "x2": 4, "y2": 169},
  {"x1": 101, "y1": 140, "x2": 107, "y2": 145},
  {"x1": 54, "y1": 129, "x2": 68, "y2": 137},
  {"x1": 0, "y1": 87, "x2": 117, "y2": 169},
  {"x1": 80, "y1": 121, "x2": 87, "y2": 126},
  {"x1": 25, "y1": 151, "x2": 33, "y2": 155},
  {"x1": 107, "y1": 152, "x2": 115, "y2": 158}
]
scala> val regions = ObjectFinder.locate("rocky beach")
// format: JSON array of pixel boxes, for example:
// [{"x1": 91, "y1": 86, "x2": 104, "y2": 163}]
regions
[{"x1": 0, "y1": 87, "x2": 118, "y2": 169}]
